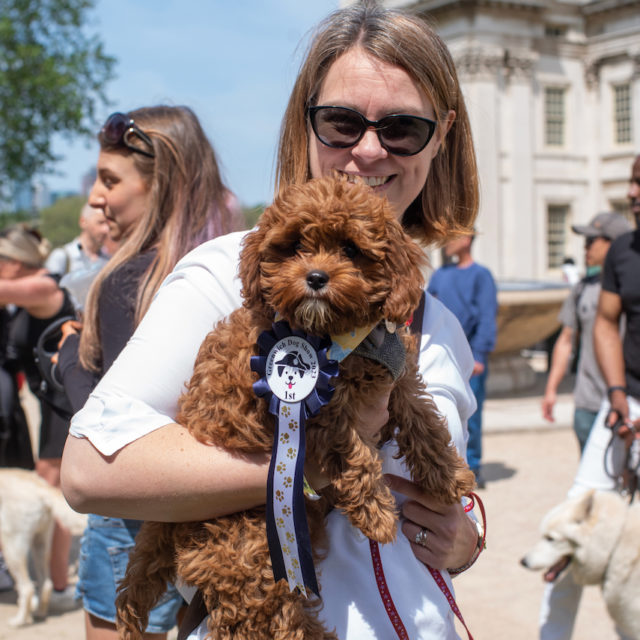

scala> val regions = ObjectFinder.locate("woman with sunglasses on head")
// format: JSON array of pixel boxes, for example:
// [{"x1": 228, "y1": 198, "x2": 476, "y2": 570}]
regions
[
  {"x1": 0, "y1": 224, "x2": 79, "y2": 604},
  {"x1": 63, "y1": 3, "x2": 482, "y2": 638},
  {"x1": 56, "y1": 106, "x2": 240, "y2": 640}
]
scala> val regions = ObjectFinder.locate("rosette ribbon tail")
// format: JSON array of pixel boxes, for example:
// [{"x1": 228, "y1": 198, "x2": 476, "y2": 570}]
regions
[
  {"x1": 251, "y1": 321, "x2": 337, "y2": 597},
  {"x1": 266, "y1": 400, "x2": 318, "y2": 596}
]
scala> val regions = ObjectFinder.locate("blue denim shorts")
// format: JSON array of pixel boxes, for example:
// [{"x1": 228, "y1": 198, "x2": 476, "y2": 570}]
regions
[{"x1": 76, "y1": 515, "x2": 184, "y2": 632}]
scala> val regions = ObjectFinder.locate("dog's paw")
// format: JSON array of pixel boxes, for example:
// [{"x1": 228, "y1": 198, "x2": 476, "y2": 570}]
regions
[{"x1": 8, "y1": 613, "x2": 33, "y2": 627}]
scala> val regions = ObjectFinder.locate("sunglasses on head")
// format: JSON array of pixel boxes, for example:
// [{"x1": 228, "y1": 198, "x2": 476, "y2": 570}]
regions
[
  {"x1": 100, "y1": 112, "x2": 155, "y2": 158},
  {"x1": 307, "y1": 105, "x2": 437, "y2": 157}
]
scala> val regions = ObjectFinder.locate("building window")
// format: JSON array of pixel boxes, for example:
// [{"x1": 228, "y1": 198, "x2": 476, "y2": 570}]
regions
[
  {"x1": 545, "y1": 87, "x2": 565, "y2": 147},
  {"x1": 547, "y1": 204, "x2": 569, "y2": 269},
  {"x1": 613, "y1": 83, "x2": 632, "y2": 144},
  {"x1": 544, "y1": 24, "x2": 566, "y2": 38},
  {"x1": 611, "y1": 199, "x2": 632, "y2": 222}
]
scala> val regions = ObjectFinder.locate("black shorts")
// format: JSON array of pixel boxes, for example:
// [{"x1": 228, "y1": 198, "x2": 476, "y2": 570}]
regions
[{"x1": 38, "y1": 400, "x2": 70, "y2": 459}]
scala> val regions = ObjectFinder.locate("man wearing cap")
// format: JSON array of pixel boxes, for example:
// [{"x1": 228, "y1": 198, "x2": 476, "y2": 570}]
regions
[{"x1": 542, "y1": 212, "x2": 632, "y2": 451}]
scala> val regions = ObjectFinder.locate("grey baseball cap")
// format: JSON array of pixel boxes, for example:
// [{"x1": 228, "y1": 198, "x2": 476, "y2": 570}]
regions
[{"x1": 571, "y1": 212, "x2": 633, "y2": 240}]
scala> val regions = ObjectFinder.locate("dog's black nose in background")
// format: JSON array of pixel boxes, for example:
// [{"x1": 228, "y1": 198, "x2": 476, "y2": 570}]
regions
[{"x1": 307, "y1": 270, "x2": 329, "y2": 290}]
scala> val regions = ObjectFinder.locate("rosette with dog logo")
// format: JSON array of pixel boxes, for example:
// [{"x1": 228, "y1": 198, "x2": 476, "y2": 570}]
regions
[{"x1": 251, "y1": 321, "x2": 337, "y2": 596}]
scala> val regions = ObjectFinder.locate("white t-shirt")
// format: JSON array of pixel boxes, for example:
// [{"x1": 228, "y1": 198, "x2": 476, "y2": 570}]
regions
[{"x1": 70, "y1": 230, "x2": 476, "y2": 639}]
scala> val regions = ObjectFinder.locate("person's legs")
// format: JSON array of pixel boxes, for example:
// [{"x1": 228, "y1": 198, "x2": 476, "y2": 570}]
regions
[
  {"x1": 78, "y1": 516, "x2": 181, "y2": 640},
  {"x1": 539, "y1": 570, "x2": 583, "y2": 640},
  {"x1": 572, "y1": 408, "x2": 598, "y2": 454},
  {"x1": 468, "y1": 369, "x2": 487, "y2": 483},
  {"x1": 35, "y1": 457, "x2": 72, "y2": 591}
]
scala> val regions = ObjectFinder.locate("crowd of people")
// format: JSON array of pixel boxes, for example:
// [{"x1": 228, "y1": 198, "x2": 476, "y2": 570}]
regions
[{"x1": 0, "y1": 1, "x2": 637, "y2": 639}]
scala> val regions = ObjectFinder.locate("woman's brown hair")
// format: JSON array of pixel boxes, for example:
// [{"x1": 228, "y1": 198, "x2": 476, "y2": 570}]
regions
[
  {"x1": 276, "y1": 0, "x2": 478, "y2": 245},
  {"x1": 79, "y1": 105, "x2": 237, "y2": 371}
]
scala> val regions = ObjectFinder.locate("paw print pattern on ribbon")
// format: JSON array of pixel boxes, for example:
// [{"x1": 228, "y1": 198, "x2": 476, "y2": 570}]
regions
[
  {"x1": 275, "y1": 489, "x2": 284, "y2": 502},
  {"x1": 276, "y1": 517, "x2": 285, "y2": 528},
  {"x1": 283, "y1": 476, "x2": 293, "y2": 488},
  {"x1": 280, "y1": 432, "x2": 290, "y2": 445},
  {"x1": 286, "y1": 531, "x2": 295, "y2": 543},
  {"x1": 276, "y1": 462, "x2": 285, "y2": 474},
  {"x1": 288, "y1": 420, "x2": 299, "y2": 431},
  {"x1": 282, "y1": 505, "x2": 291, "y2": 517},
  {"x1": 287, "y1": 448, "x2": 296, "y2": 459},
  {"x1": 281, "y1": 406, "x2": 291, "y2": 417},
  {"x1": 282, "y1": 544, "x2": 290, "y2": 555}
]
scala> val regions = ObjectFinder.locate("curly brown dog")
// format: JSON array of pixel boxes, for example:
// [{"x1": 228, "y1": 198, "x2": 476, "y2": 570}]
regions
[{"x1": 116, "y1": 176, "x2": 475, "y2": 639}]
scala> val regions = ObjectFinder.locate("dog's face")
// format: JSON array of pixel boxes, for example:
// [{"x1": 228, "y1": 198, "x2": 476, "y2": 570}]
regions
[
  {"x1": 520, "y1": 490, "x2": 623, "y2": 584},
  {"x1": 239, "y1": 176, "x2": 426, "y2": 336},
  {"x1": 520, "y1": 501, "x2": 577, "y2": 581}
]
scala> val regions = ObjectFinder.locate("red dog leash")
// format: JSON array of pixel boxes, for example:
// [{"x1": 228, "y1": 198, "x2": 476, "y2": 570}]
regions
[{"x1": 369, "y1": 492, "x2": 486, "y2": 640}]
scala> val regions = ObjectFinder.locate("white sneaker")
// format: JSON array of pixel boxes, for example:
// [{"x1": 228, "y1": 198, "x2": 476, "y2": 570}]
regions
[{"x1": 49, "y1": 586, "x2": 80, "y2": 613}]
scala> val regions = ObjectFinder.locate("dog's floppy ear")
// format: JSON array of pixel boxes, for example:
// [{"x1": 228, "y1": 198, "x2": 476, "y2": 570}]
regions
[
  {"x1": 238, "y1": 213, "x2": 269, "y2": 310},
  {"x1": 382, "y1": 219, "x2": 427, "y2": 325}
]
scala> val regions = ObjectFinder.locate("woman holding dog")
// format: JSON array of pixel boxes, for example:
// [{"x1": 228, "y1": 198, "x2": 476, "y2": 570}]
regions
[
  {"x1": 56, "y1": 106, "x2": 239, "y2": 639},
  {"x1": 62, "y1": 3, "x2": 482, "y2": 638}
]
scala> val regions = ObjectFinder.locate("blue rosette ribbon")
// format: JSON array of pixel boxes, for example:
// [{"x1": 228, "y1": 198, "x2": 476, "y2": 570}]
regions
[{"x1": 251, "y1": 320, "x2": 338, "y2": 596}]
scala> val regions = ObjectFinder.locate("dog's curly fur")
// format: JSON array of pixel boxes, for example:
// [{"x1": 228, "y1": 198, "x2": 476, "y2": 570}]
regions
[{"x1": 115, "y1": 176, "x2": 475, "y2": 640}]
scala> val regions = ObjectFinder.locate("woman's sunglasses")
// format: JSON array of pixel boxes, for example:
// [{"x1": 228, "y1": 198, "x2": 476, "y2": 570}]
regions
[
  {"x1": 307, "y1": 105, "x2": 437, "y2": 157},
  {"x1": 100, "y1": 112, "x2": 155, "y2": 158}
]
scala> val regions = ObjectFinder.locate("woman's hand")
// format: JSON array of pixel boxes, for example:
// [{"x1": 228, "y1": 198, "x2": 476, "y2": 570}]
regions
[
  {"x1": 51, "y1": 319, "x2": 83, "y2": 365},
  {"x1": 385, "y1": 473, "x2": 478, "y2": 571}
]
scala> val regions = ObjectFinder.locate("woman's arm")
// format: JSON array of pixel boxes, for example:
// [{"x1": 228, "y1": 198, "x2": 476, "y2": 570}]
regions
[
  {"x1": 0, "y1": 271, "x2": 64, "y2": 317},
  {"x1": 62, "y1": 423, "x2": 269, "y2": 520}
]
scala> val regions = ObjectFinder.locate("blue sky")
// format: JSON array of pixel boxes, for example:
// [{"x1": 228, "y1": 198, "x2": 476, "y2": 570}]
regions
[{"x1": 47, "y1": 0, "x2": 339, "y2": 207}]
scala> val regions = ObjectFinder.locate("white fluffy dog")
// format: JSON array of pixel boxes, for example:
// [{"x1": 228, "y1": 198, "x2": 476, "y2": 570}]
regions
[
  {"x1": 0, "y1": 468, "x2": 86, "y2": 626},
  {"x1": 521, "y1": 489, "x2": 640, "y2": 639}
]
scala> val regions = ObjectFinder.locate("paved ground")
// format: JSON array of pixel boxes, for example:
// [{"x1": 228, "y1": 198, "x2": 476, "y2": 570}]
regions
[{"x1": 0, "y1": 368, "x2": 619, "y2": 639}]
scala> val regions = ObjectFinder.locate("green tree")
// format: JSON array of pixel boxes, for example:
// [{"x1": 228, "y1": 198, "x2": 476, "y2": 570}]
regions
[
  {"x1": 38, "y1": 194, "x2": 86, "y2": 247},
  {"x1": 0, "y1": 0, "x2": 115, "y2": 197},
  {"x1": 243, "y1": 203, "x2": 265, "y2": 229}
]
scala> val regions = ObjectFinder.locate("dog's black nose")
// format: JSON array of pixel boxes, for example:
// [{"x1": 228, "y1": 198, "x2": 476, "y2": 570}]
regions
[{"x1": 306, "y1": 270, "x2": 329, "y2": 290}]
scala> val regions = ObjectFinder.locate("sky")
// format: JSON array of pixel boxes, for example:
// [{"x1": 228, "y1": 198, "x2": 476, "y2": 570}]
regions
[{"x1": 47, "y1": 0, "x2": 340, "y2": 207}]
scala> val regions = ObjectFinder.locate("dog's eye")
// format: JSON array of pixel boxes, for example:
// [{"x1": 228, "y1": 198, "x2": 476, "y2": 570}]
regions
[{"x1": 343, "y1": 241, "x2": 360, "y2": 259}]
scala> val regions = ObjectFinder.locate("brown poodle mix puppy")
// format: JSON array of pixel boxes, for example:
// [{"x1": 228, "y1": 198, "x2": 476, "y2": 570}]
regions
[{"x1": 116, "y1": 176, "x2": 475, "y2": 640}]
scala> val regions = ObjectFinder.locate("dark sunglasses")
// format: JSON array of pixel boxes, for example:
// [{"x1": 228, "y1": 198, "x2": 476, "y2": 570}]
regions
[
  {"x1": 100, "y1": 112, "x2": 155, "y2": 158},
  {"x1": 307, "y1": 105, "x2": 437, "y2": 157}
]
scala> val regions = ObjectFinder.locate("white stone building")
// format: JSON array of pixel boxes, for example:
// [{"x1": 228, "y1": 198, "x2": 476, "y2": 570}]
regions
[{"x1": 344, "y1": 0, "x2": 640, "y2": 281}]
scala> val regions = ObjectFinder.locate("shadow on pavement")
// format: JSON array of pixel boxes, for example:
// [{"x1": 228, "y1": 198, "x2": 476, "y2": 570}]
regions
[{"x1": 481, "y1": 460, "x2": 517, "y2": 483}]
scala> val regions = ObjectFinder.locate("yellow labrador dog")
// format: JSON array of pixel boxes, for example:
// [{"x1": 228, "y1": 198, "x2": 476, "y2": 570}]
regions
[
  {"x1": 0, "y1": 468, "x2": 86, "y2": 626},
  {"x1": 521, "y1": 490, "x2": 640, "y2": 639}
]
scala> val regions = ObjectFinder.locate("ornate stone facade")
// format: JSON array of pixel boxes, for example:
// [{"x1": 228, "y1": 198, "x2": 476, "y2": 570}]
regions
[{"x1": 343, "y1": 0, "x2": 640, "y2": 281}]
